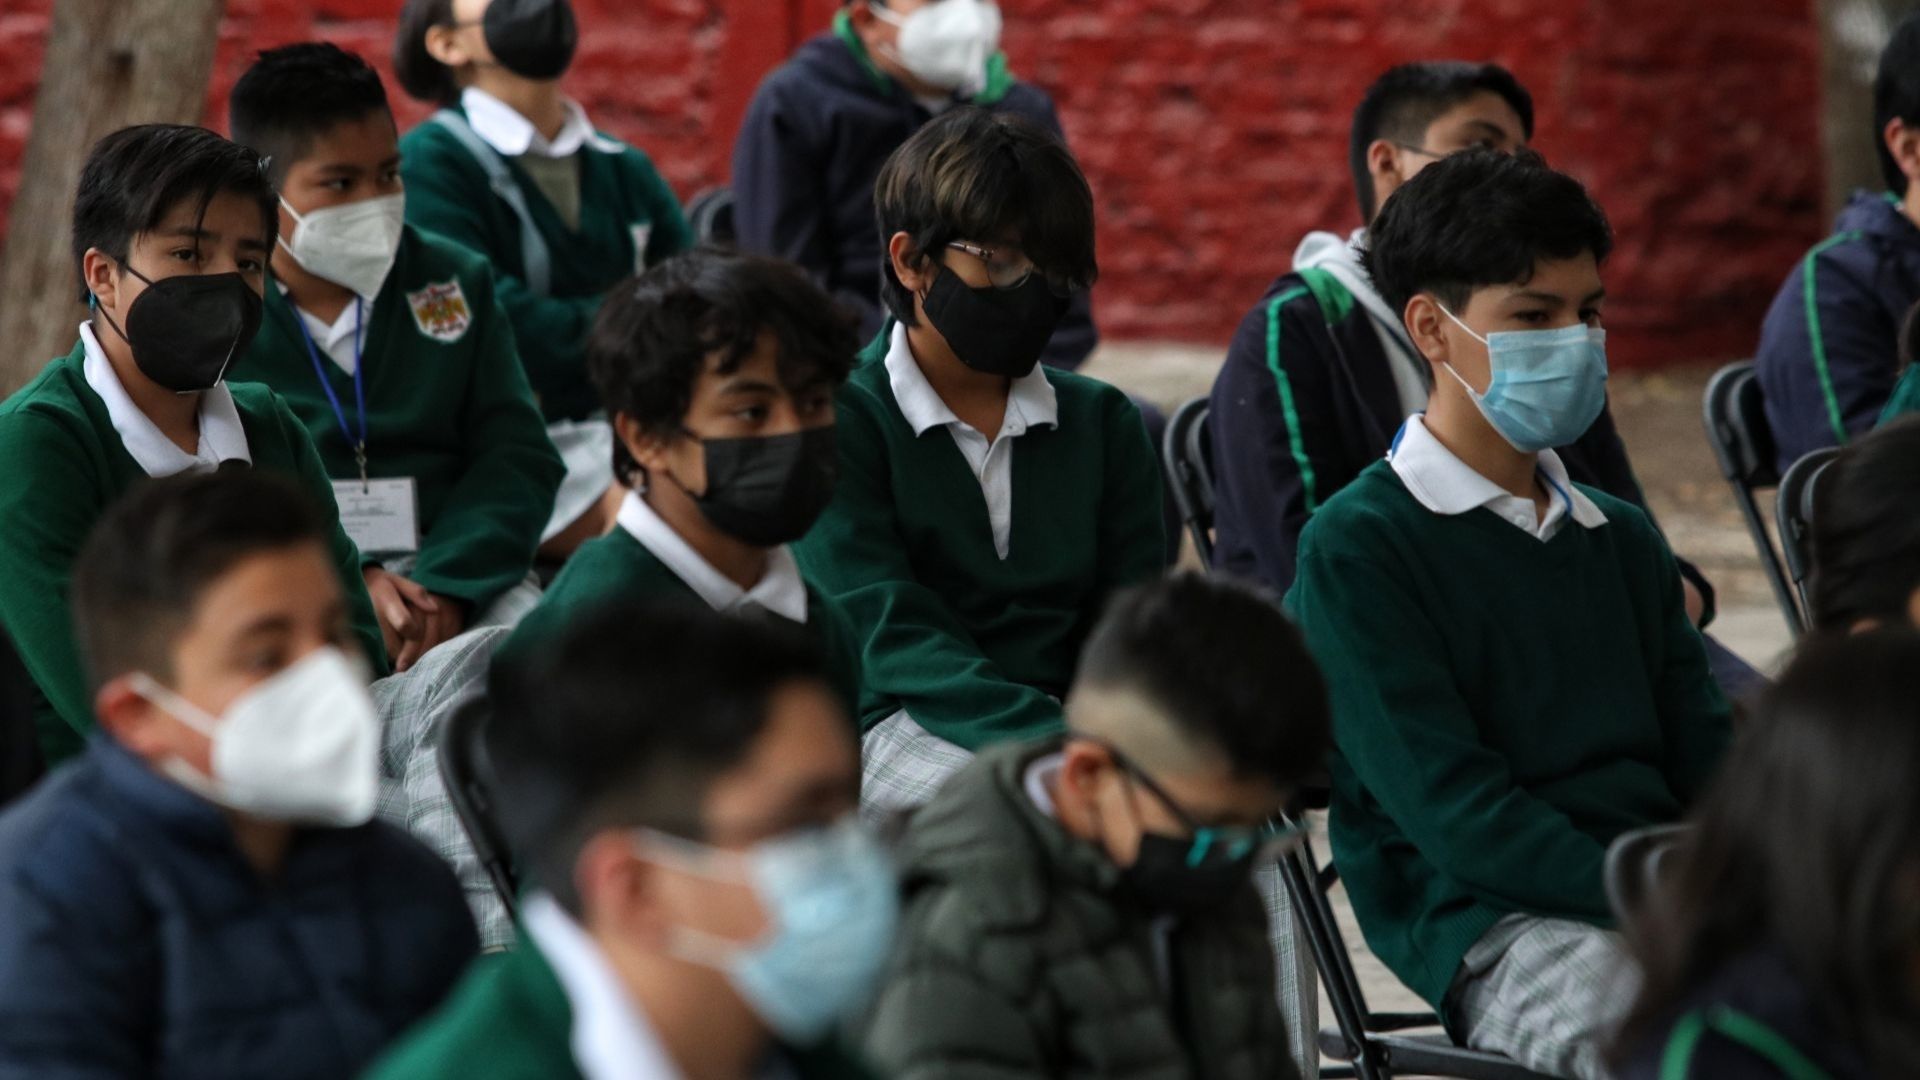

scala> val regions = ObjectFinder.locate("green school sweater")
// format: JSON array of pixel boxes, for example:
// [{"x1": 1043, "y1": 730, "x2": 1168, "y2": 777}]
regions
[
  {"x1": 1285, "y1": 461, "x2": 1732, "y2": 1011},
  {"x1": 1880, "y1": 363, "x2": 1920, "y2": 423},
  {"x1": 0, "y1": 345, "x2": 389, "y2": 764},
  {"x1": 398, "y1": 109, "x2": 693, "y2": 424},
  {"x1": 501, "y1": 527, "x2": 864, "y2": 714},
  {"x1": 362, "y1": 928, "x2": 876, "y2": 1080},
  {"x1": 791, "y1": 329, "x2": 1166, "y2": 750},
  {"x1": 234, "y1": 226, "x2": 564, "y2": 612}
]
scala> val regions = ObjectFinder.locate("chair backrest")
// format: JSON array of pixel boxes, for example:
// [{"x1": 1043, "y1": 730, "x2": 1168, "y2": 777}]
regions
[
  {"x1": 1604, "y1": 823, "x2": 1691, "y2": 925},
  {"x1": 1702, "y1": 361, "x2": 1803, "y2": 634},
  {"x1": 437, "y1": 694, "x2": 520, "y2": 915},
  {"x1": 1776, "y1": 445, "x2": 1842, "y2": 629},
  {"x1": 1162, "y1": 396, "x2": 1216, "y2": 567},
  {"x1": 686, "y1": 185, "x2": 737, "y2": 247}
]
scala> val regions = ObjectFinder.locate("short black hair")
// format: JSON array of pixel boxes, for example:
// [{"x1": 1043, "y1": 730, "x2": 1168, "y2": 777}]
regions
[
  {"x1": 1875, "y1": 13, "x2": 1920, "y2": 194},
  {"x1": 70, "y1": 469, "x2": 328, "y2": 691},
  {"x1": 1811, "y1": 414, "x2": 1920, "y2": 630},
  {"x1": 72, "y1": 124, "x2": 277, "y2": 302},
  {"x1": 588, "y1": 247, "x2": 859, "y2": 485},
  {"x1": 874, "y1": 107, "x2": 1098, "y2": 325},
  {"x1": 393, "y1": 0, "x2": 462, "y2": 105},
  {"x1": 487, "y1": 598, "x2": 834, "y2": 915},
  {"x1": 1349, "y1": 61, "x2": 1535, "y2": 221},
  {"x1": 229, "y1": 42, "x2": 394, "y2": 188},
  {"x1": 1075, "y1": 573, "x2": 1330, "y2": 788},
  {"x1": 1362, "y1": 148, "x2": 1612, "y2": 318}
]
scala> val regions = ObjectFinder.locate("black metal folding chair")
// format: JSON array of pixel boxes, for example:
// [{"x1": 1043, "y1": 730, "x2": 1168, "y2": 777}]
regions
[
  {"x1": 1775, "y1": 446, "x2": 1841, "y2": 633},
  {"x1": 1275, "y1": 816, "x2": 1555, "y2": 1080},
  {"x1": 1701, "y1": 361, "x2": 1802, "y2": 636},
  {"x1": 1161, "y1": 396, "x2": 1216, "y2": 568},
  {"x1": 437, "y1": 694, "x2": 520, "y2": 916},
  {"x1": 685, "y1": 185, "x2": 737, "y2": 247}
]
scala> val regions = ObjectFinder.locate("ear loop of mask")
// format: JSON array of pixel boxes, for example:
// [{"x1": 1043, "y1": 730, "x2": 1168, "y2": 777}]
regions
[{"x1": 630, "y1": 829, "x2": 762, "y2": 966}]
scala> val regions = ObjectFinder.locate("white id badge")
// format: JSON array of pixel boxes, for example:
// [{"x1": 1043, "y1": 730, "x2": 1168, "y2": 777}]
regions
[{"x1": 332, "y1": 477, "x2": 420, "y2": 556}]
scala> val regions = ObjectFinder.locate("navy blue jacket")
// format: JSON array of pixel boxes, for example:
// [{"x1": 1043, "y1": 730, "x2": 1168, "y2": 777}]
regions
[
  {"x1": 1617, "y1": 948, "x2": 1872, "y2": 1079},
  {"x1": 1755, "y1": 191, "x2": 1920, "y2": 472},
  {"x1": 1209, "y1": 265, "x2": 1714, "y2": 616},
  {"x1": 731, "y1": 26, "x2": 1098, "y2": 370},
  {"x1": 0, "y1": 738, "x2": 478, "y2": 1079}
]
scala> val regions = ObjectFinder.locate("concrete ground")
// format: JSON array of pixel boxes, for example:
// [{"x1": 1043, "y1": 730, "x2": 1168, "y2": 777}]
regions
[{"x1": 1081, "y1": 343, "x2": 1795, "y2": 1058}]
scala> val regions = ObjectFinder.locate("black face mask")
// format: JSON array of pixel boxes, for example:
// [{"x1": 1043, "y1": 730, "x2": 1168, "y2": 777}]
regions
[
  {"x1": 95, "y1": 265, "x2": 263, "y2": 394},
  {"x1": 921, "y1": 264, "x2": 1069, "y2": 378},
  {"x1": 676, "y1": 425, "x2": 838, "y2": 547},
  {"x1": 1122, "y1": 830, "x2": 1260, "y2": 917},
  {"x1": 484, "y1": 0, "x2": 578, "y2": 81}
]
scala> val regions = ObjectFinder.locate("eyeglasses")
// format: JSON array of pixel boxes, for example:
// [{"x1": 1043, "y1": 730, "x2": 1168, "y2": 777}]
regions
[
  {"x1": 945, "y1": 241, "x2": 1075, "y2": 297},
  {"x1": 1103, "y1": 744, "x2": 1306, "y2": 867}
]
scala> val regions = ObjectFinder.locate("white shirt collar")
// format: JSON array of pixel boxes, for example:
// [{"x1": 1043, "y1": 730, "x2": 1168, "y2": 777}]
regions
[
  {"x1": 882, "y1": 321, "x2": 1059, "y2": 438},
  {"x1": 522, "y1": 894, "x2": 686, "y2": 1080},
  {"x1": 461, "y1": 86, "x2": 598, "y2": 158},
  {"x1": 79, "y1": 322, "x2": 252, "y2": 477},
  {"x1": 278, "y1": 282, "x2": 369, "y2": 375},
  {"x1": 1387, "y1": 414, "x2": 1607, "y2": 540},
  {"x1": 616, "y1": 491, "x2": 809, "y2": 623}
]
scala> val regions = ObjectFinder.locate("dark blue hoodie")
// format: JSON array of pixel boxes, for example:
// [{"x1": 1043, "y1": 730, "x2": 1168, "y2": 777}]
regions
[
  {"x1": 731, "y1": 18, "x2": 1098, "y2": 370},
  {"x1": 1755, "y1": 191, "x2": 1920, "y2": 472}
]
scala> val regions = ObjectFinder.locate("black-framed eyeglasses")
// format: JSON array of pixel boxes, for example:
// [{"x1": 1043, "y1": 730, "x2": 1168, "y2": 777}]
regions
[
  {"x1": 945, "y1": 241, "x2": 1075, "y2": 298},
  {"x1": 1101, "y1": 743, "x2": 1305, "y2": 867}
]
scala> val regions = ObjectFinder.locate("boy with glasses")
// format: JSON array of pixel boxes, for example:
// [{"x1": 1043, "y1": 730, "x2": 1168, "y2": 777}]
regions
[
  {"x1": 791, "y1": 107, "x2": 1165, "y2": 822},
  {"x1": 860, "y1": 573, "x2": 1325, "y2": 1078}
]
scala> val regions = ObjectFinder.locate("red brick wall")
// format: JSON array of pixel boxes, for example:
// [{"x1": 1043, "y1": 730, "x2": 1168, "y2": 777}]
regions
[{"x1": 0, "y1": 0, "x2": 1826, "y2": 367}]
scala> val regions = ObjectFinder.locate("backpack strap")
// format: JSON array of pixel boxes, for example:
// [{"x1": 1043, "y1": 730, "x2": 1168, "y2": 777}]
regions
[
  {"x1": 1659, "y1": 1006, "x2": 1835, "y2": 1080},
  {"x1": 430, "y1": 109, "x2": 553, "y2": 297}
]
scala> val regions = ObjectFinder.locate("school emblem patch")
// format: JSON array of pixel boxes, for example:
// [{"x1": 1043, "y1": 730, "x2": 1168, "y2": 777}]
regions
[{"x1": 407, "y1": 280, "x2": 472, "y2": 343}]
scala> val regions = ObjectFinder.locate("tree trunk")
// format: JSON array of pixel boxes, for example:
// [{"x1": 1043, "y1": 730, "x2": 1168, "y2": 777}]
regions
[
  {"x1": 1815, "y1": 0, "x2": 1920, "y2": 218},
  {"x1": 0, "y1": 0, "x2": 225, "y2": 396}
]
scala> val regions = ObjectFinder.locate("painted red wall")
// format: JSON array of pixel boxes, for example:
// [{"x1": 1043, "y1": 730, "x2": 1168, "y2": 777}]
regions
[{"x1": 0, "y1": 0, "x2": 1825, "y2": 367}]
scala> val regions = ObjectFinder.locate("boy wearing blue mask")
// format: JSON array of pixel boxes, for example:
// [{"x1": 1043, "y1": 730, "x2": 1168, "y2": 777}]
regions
[
  {"x1": 1285, "y1": 149, "x2": 1732, "y2": 1080},
  {"x1": 0, "y1": 470, "x2": 476, "y2": 1077},
  {"x1": 791, "y1": 108, "x2": 1165, "y2": 823},
  {"x1": 368, "y1": 600, "x2": 891, "y2": 1079},
  {"x1": 228, "y1": 43, "x2": 563, "y2": 668}
]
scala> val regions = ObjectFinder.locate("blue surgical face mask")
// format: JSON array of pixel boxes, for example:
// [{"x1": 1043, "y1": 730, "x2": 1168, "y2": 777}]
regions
[
  {"x1": 640, "y1": 816, "x2": 899, "y2": 1042},
  {"x1": 1436, "y1": 304, "x2": 1609, "y2": 453}
]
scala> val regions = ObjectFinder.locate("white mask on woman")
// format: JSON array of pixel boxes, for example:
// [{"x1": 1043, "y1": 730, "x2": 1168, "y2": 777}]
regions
[{"x1": 870, "y1": 0, "x2": 1003, "y2": 95}]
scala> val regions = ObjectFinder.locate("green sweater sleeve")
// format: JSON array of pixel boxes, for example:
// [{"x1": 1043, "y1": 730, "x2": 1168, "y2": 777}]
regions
[
  {"x1": 1291, "y1": 540, "x2": 1611, "y2": 920},
  {"x1": 0, "y1": 412, "x2": 109, "y2": 745},
  {"x1": 1093, "y1": 389, "x2": 1170, "y2": 595},
  {"x1": 628, "y1": 148, "x2": 693, "y2": 264},
  {"x1": 271, "y1": 395, "x2": 392, "y2": 677},
  {"x1": 409, "y1": 265, "x2": 564, "y2": 611},
  {"x1": 1634, "y1": 512, "x2": 1733, "y2": 803},
  {"x1": 795, "y1": 401, "x2": 1062, "y2": 749}
]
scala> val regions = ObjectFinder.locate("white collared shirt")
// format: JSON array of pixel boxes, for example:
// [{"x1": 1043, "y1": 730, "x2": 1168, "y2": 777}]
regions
[
  {"x1": 1387, "y1": 414, "x2": 1607, "y2": 541},
  {"x1": 522, "y1": 894, "x2": 686, "y2": 1080},
  {"x1": 462, "y1": 86, "x2": 605, "y2": 159},
  {"x1": 79, "y1": 322, "x2": 252, "y2": 477},
  {"x1": 884, "y1": 322, "x2": 1059, "y2": 559},
  {"x1": 616, "y1": 491, "x2": 809, "y2": 623},
  {"x1": 281, "y1": 284, "x2": 369, "y2": 375}
]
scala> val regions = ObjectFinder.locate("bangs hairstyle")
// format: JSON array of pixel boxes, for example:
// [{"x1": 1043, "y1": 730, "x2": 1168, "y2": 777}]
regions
[
  {"x1": 393, "y1": 0, "x2": 461, "y2": 105},
  {"x1": 229, "y1": 42, "x2": 395, "y2": 188},
  {"x1": 1875, "y1": 13, "x2": 1920, "y2": 195},
  {"x1": 1349, "y1": 61, "x2": 1534, "y2": 221},
  {"x1": 486, "y1": 598, "x2": 832, "y2": 916},
  {"x1": 874, "y1": 107, "x2": 1098, "y2": 325},
  {"x1": 70, "y1": 470, "x2": 327, "y2": 691},
  {"x1": 587, "y1": 247, "x2": 860, "y2": 486},
  {"x1": 71, "y1": 124, "x2": 277, "y2": 301},
  {"x1": 1809, "y1": 414, "x2": 1920, "y2": 630},
  {"x1": 1361, "y1": 147, "x2": 1611, "y2": 317}
]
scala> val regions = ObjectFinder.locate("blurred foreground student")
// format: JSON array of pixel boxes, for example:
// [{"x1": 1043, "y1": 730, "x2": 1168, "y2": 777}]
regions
[
  {"x1": 369, "y1": 600, "x2": 889, "y2": 1079},
  {"x1": 0, "y1": 123, "x2": 387, "y2": 765},
  {"x1": 1807, "y1": 413, "x2": 1920, "y2": 630},
  {"x1": 1613, "y1": 630, "x2": 1920, "y2": 1079},
  {"x1": 394, "y1": 0, "x2": 692, "y2": 557},
  {"x1": 0, "y1": 471, "x2": 475, "y2": 1078},
  {"x1": 1287, "y1": 150, "x2": 1731, "y2": 1078}
]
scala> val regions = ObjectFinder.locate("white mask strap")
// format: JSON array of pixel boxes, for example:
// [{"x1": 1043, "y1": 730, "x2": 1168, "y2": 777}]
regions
[
  {"x1": 1437, "y1": 303, "x2": 1491, "y2": 347},
  {"x1": 127, "y1": 672, "x2": 221, "y2": 738}
]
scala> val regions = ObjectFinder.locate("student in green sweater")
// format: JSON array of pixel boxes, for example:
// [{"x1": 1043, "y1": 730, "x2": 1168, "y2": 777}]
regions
[
  {"x1": 1285, "y1": 149, "x2": 1732, "y2": 1080},
  {"x1": 0, "y1": 124, "x2": 388, "y2": 766},
  {"x1": 503, "y1": 248, "x2": 864, "y2": 708},
  {"x1": 793, "y1": 107, "x2": 1166, "y2": 823},
  {"x1": 368, "y1": 600, "x2": 889, "y2": 1080},
  {"x1": 392, "y1": 0, "x2": 693, "y2": 558},
  {"x1": 227, "y1": 43, "x2": 562, "y2": 669}
]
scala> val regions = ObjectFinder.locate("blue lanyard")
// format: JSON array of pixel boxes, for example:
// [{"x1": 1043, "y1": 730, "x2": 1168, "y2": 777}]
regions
[{"x1": 290, "y1": 299, "x2": 369, "y2": 487}]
